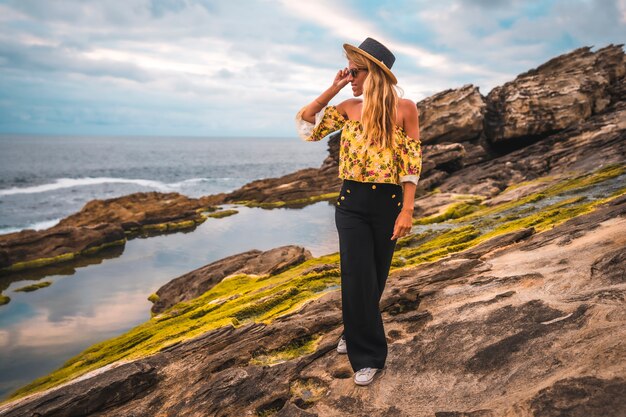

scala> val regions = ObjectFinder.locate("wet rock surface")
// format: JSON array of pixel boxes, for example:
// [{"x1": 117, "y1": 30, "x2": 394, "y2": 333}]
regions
[
  {"x1": 2, "y1": 189, "x2": 624, "y2": 417},
  {"x1": 0, "y1": 191, "x2": 217, "y2": 274},
  {"x1": 530, "y1": 376, "x2": 626, "y2": 417},
  {"x1": 0, "y1": 362, "x2": 158, "y2": 417},
  {"x1": 0, "y1": 222, "x2": 126, "y2": 271}
]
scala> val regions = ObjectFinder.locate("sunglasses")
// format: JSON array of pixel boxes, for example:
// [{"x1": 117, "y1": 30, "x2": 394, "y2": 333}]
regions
[{"x1": 348, "y1": 67, "x2": 368, "y2": 77}]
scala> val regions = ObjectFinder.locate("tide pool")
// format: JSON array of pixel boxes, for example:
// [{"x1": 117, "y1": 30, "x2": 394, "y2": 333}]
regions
[{"x1": 0, "y1": 201, "x2": 339, "y2": 399}]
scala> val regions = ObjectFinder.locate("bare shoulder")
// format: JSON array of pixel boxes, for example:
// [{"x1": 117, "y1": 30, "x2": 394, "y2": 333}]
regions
[
  {"x1": 399, "y1": 98, "x2": 419, "y2": 116},
  {"x1": 336, "y1": 99, "x2": 362, "y2": 117},
  {"x1": 399, "y1": 98, "x2": 420, "y2": 140}
]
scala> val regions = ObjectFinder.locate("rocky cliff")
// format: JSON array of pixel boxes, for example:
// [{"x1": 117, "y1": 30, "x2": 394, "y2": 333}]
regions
[
  {"x1": 0, "y1": 44, "x2": 625, "y2": 416},
  {"x1": 1, "y1": 45, "x2": 623, "y2": 278}
]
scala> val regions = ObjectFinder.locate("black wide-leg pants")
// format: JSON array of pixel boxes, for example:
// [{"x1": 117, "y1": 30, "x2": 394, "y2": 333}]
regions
[{"x1": 334, "y1": 179, "x2": 403, "y2": 372}]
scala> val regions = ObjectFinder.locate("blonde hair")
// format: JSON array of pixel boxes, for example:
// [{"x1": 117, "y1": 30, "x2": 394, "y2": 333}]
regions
[{"x1": 345, "y1": 49, "x2": 402, "y2": 151}]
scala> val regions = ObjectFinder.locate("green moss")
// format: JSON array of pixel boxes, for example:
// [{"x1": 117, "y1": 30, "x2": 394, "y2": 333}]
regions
[
  {"x1": 390, "y1": 256, "x2": 407, "y2": 268},
  {"x1": 81, "y1": 238, "x2": 127, "y2": 255},
  {"x1": 0, "y1": 294, "x2": 10, "y2": 306},
  {"x1": 140, "y1": 219, "x2": 201, "y2": 234},
  {"x1": 147, "y1": 293, "x2": 160, "y2": 303},
  {"x1": 235, "y1": 192, "x2": 340, "y2": 209},
  {"x1": 390, "y1": 165, "x2": 626, "y2": 268},
  {"x1": 394, "y1": 230, "x2": 436, "y2": 249},
  {"x1": 414, "y1": 199, "x2": 483, "y2": 225},
  {"x1": 609, "y1": 185, "x2": 626, "y2": 198},
  {"x1": 543, "y1": 164, "x2": 625, "y2": 195},
  {"x1": 9, "y1": 164, "x2": 625, "y2": 402},
  {"x1": 258, "y1": 408, "x2": 281, "y2": 417},
  {"x1": 196, "y1": 206, "x2": 218, "y2": 214},
  {"x1": 206, "y1": 209, "x2": 238, "y2": 219},
  {"x1": 7, "y1": 254, "x2": 342, "y2": 401},
  {"x1": 168, "y1": 220, "x2": 198, "y2": 230},
  {"x1": 0, "y1": 238, "x2": 127, "y2": 276},
  {"x1": 479, "y1": 196, "x2": 595, "y2": 240},
  {"x1": 289, "y1": 377, "x2": 328, "y2": 409},
  {"x1": 499, "y1": 174, "x2": 559, "y2": 194},
  {"x1": 454, "y1": 192, "x2": 549, "y2": 224},
  {"x1": 398, "y1": 225, "x2": 481, "y2": 261},
  {"x1": 249, "y1": 333, "x2": 322, "y2": 367},
  {"x1": 1, "y1": 252, "x2": 76, "y2": 274},
  {"x1": 14, "y1": 281, "x2": 52, "y2": 292},
  {"x1": 142, "y1": 223, "x2": 168, "y2": 232},
  {"x1": 234, "y1": 288, "x2": 300, "y2": 321}
]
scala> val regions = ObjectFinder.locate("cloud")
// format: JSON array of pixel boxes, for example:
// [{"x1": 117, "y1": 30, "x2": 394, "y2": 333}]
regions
[
  {"x1": 0, "y1": 38, "x2": 152, "y2": 82},
  {"x1": 0, "y1": 0, "x2": 623, "y2": 136},
  {"x1": 1, "y1": 290, "x2": 148, "y2": 349}
]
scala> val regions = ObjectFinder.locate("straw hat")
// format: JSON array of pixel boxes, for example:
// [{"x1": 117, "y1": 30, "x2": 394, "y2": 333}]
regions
[{"x1": 343, "y1": 37, "x2": 397, "y2": 84}]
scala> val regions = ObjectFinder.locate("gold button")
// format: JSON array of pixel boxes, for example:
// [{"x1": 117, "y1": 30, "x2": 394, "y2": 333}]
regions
[
  {"x1": 391, "y1": 194, "x2": 396, "y2": 198},
  {"x1": 347, "y1": 189, "x2": 351, "y2": 193},
  {"x1": 337, "y1": 201, "x2": 341, "y2": 205},
  {"x1": 398, "y1": 202, "x2": 401, "y2": 206},
  {"x1": 371, "y1": 185, "x2": 376, "y2": 189},
  {"x1": 341, "y1": 196, "x2": 345, "y2": 200}
]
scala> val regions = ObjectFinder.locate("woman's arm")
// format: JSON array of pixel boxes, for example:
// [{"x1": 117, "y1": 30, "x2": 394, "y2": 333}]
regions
[
  {"x1": 392, "y1": 101, "x2": 421, "y2": 240},
  {"x1": 300, "y1": 69, "x2": 351, "y2": 123},
  {"x1": 401, "y1": 182, "x2": 416, "y2": 213}
]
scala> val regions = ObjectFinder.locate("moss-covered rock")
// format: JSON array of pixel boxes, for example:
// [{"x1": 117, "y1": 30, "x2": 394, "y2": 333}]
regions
[
  {"x1": 235, "y1": 192, "x2": 339, "y2": 209},
  {"x1": 0, "y1": 294, "x2": 10, "y2": 306},
  {"x1": 413, "y1": 199, "x2": 483, "y2": 225},
  {"x1": 14, "y1": 281, "x2": 52, "y2": 292},
  {"x1": 206, "y1": 209, "x2": 239, "y2": 219},
  {"x1": 249, "y1": 333, "x2": 322, "y2": 367},
  {"x1": 7, "y1": 163, "x2": 626, "y2": 403}
]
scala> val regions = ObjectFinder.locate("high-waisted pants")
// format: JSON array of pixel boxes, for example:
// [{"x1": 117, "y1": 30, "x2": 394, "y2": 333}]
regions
[{"x1": 334, "y1": 179, "x2": 403, "y2": 372}]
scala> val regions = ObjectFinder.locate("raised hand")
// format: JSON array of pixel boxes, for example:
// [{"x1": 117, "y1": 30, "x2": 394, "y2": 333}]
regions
[{"x1": 333, "y1": 68, "x2": 351, "y2": 90}]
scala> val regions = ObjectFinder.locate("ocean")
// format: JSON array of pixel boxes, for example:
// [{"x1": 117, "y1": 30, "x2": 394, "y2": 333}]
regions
[
  {"x1": 0, "y1": 133, "x2": 337, "y2": 399},
  {"x1": 0, "y1": 134, "x2": 329, "y2": 234}
]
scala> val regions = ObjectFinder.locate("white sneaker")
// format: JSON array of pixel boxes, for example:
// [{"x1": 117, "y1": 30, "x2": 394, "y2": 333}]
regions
[
  {"x1": 354, "y1": 367, "x2": 379, "y2": 386},
  {"x1": 336, "y1": 335, "x2": 347, "y2": 354}
]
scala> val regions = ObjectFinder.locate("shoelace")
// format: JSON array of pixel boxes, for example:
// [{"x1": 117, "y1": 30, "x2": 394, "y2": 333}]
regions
[{"x1": 357, "y1": 367, "x2": 375, "y2": 376}]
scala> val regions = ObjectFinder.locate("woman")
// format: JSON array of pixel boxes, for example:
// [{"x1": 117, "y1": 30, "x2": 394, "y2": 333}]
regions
[{"x1": 295, "y1": 37, "x2": 422, "y2": 386}]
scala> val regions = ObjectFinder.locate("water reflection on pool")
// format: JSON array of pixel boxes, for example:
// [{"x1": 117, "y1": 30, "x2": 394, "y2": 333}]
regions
[{"x1": 0, "y1": 201, "x2": 339, "y2": 399}]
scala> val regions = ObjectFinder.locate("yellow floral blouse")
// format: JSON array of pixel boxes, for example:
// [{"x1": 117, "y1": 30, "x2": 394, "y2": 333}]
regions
[{"x1": 295, "y1": 105, "x2": 422, "y2": 185}]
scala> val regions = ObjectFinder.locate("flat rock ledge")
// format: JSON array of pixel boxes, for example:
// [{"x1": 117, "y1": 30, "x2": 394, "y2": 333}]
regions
[
  {"x1": 2, "y1": 193, "x2": 624, "y2": 417},
  {"x1": 0, "y1": 191, "x2": 217, "y2": 275}
]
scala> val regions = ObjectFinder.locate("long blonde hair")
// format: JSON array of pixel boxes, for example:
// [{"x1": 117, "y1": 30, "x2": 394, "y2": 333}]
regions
[{"x1": 345, "y1": 49, "x2": 401, "y2": 150}]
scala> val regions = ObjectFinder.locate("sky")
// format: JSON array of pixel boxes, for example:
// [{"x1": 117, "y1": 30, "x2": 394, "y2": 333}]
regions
[{"x1": 0, "y1": 0, "x2": 624, "y2": 137}]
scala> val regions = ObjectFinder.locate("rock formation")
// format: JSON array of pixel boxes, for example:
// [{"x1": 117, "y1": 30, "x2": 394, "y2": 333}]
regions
[
  {"x1": 0, "y1": 223, "x2": 126, "y2": 273},
  {"x1": 151, "y1": 245, "x2": 312, "y2": 314},
  {"x1": 2, "y1": 44, "x2": 624, "y2": 277},
  {"x1": 2, "y1": 192, "x2": 624, "y2": 417},
  {"x1": 0, "y1": 192, "x2": 217, "y2": 275},
  {"x1": 484, "y1": 45, "x2": 625, "y2": 146},
  {"x1": 0, "y1": 43, "x2": 625, "y2": 416},
  {"x1": 57, "y1": 191, "x2": 211, "y2": 230},
  {"x1": 416, "y1": 84, "x2": 486, "y2": 145}
]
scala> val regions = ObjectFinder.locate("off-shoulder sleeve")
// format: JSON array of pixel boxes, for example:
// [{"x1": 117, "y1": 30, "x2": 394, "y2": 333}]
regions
[
  {"x1": 398, "y1": 135, "x2": 422, "y2": 185},
  {"x1": 295, "y1": 105, "x2": 347, "y2": 142}
]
